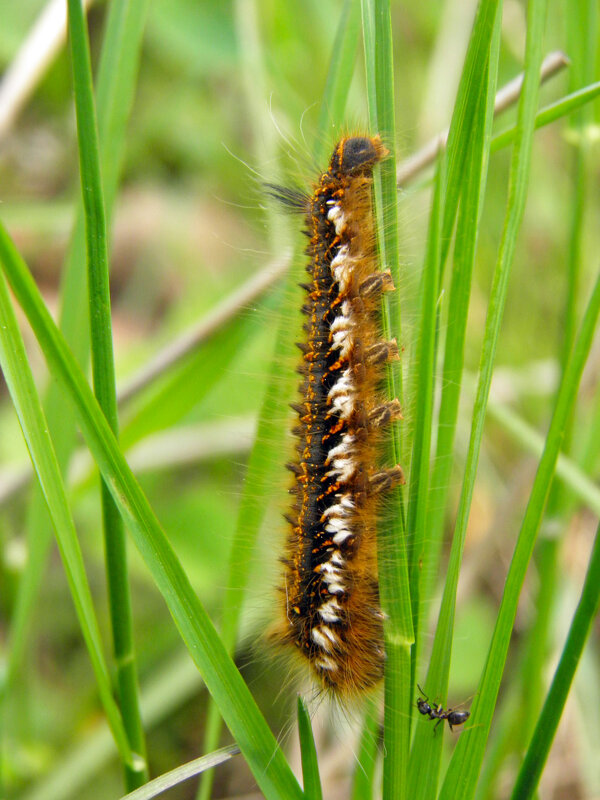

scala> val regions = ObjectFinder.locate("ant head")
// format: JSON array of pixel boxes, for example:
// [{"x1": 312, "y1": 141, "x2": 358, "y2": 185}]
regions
[{"x1": 416, "y1": 697, "x2": 431, "y2": 715}]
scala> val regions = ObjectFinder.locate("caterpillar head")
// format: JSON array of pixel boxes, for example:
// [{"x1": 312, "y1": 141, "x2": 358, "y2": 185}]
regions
[{"x1": 330, "y1": 135, "x2": 389, "y2": 176}]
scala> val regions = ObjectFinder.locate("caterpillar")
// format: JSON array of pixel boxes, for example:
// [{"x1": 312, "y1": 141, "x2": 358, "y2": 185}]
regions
[{"x1": 271, "y1": 135, "x2": 404, "y2": 697}]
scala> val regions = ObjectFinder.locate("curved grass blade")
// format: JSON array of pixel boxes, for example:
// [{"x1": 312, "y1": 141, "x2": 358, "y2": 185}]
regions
[
  {"x1": 120, "y1": 746, "x2": 240, "y2": 800},
  {"x1": 0, "y1": 272, "x2": 133, "y2": 770},
  {"x1": 0, "y1": 225, "x2": 303, "y2": 800}
]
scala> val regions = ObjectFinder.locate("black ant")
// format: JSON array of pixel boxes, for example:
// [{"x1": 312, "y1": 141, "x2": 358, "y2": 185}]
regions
[{"x1": 416, "y1": 684, "x2": 470, "y2": 732}]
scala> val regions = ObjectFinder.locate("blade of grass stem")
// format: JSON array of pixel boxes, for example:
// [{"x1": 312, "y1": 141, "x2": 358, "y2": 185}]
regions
[
  {"x1": 441, "y1": 196, "x2": 600, "y2": 800},
  {"x1": 442, "y1": 268, "x2": 600, "y2": 799},
  {"x1": 474, "y1": 685, "x2": 522, "y2": 800},
  {"x1": 67, "y1": 0, "x2": 147, "y2": 787},
  {"x1": 4, "y1": 0, "x2": 148, "y2": 693},
  {"x1": 350, "y1": 700, "x2": 379, "y2": 800},
  {"x1": 561, "y1": 0, "x2": 598, "y2": 372},
  {"x1": 490, "y1": 81, "x2": 600, "y2": 153},
  {"x1": 196, "y1": 277, "x2": 300, "y2": 800},
  {"x1": 313, "y1": 0, "x2": 361, "y2": 163},
  {"x1": 407, "y1": 14, "x2": 501, "y2": 800},
  {"x1": 0, "y1": 272, "x2": 133, "y2": 770},
  {"x1": 297, "y1": 697, "x2": 323, "y2": 800},
  {"x1": 407, "y1": 151, "x2": 445, "y2": 665},
  {"x1": 433, "y1": 0, "x2": 551, "y2": 795},
  {"x1": 120, "y1": 746, "x2": 240, "y2": 800},
  {"x1": 362, "y1": 2, "x2": 412, "y2": 797},
  {"x1": 440, "y1": 0, "x2": 500, "y2": 268},
  {"x1": 510, "y1": 520, "x2": 600, "y2": 800},
  {"x1": 419, "y1": 9, "x2": 499, "y2": 637},
  {"x1": 364, "y1": 0, "x2": 403, "y2": 368},
  {"x1": 486, "y1": 399, "x2": 600, "y2": 516},
  {"x1": 0, "y1": 225, "x2": 303, "y2": 800},
  {"x1": 196, "y1": 2, "x2": 305, "y2": 796},
  {"x1": 511, "y1": 0, "x2": 599, "y2": 775},
  {"x1": 396, "y1": 50, "x2": 567, "y2": 186}
]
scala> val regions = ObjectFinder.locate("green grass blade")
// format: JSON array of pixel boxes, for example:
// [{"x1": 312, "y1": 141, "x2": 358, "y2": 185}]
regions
[
  {"x1": 314, "y1": 0, "x2": 361, "y2": 162},
  {"x1": 442, "y1": 267, "x2": 600, "y2": 799},
  {"x1": 95, "y1": 0, "x2": 151, "y2": 214},
  {"x1": 407, "y1": 151, "x2": 445, "y2": 660},
  {"x1": 350, "y1": 700, "x2": 379, "y2": 800},
  {"x1": 419, "y1": 8, "x2": 500, "y2": 628},
  {"x1": 407, "y1": 13, "x2": 501, "y2": 799},
  {"x1": 360, "y1": 0, "x2": 377, "y2": 132},
  {"x1": 197, "y1": 278, "x2": 299, "y2": 800},
  {"x1": 498, "y1": 5, "x2": 599, "y2": 774},
  {"x1": 362, "y1": 2, "x2": 413, "y2": 797},
  {"x1": 0, "y1": 273, "x2": 133, "y2": 771},
  {"x1": 486, "y1": 399, "x2": 600, "y2": 516},
  {"x1": 5, "y1": 0, "x2": 149, "y2": 692},
  {"x1": 434, "y1": 0, "x2": 550, "y2": 795},
  {"x1": 407, "y1": 7, "x2": 502, "y2": 713},
  {"x1": 120, "y1": 746, "x2": 240, "y2": 800},
  {"x1": 0, "y1": 226, "x2": 303, "y2": 800},
  {"x1": 490, "y1": 81, "x2": 600, "y2": 153},
  {"x1": 67, "y1": 0, "x2": 147, "y2": 787},
  {"x1": 510, "y1": 520, "x2": 600, "y2": 800},
  {"x1": 440, "y1": 0, "x2": 501, "y2": 267},
  {"x1": 297, "y1": 697, "x2": 323, "y2": 800}
]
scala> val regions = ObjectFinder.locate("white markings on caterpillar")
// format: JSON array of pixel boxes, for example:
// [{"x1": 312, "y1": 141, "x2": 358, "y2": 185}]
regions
[{"x1": 327, "y1": 367, "x2": 355, "y2": 419}]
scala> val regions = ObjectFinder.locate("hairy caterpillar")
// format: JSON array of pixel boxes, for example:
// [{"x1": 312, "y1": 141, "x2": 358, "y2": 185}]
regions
[{"x1": 271, "y1": 135, "x2": 404, "y2": 697}]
